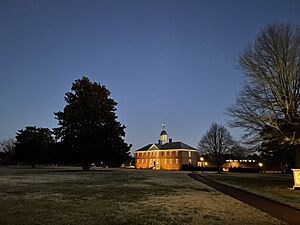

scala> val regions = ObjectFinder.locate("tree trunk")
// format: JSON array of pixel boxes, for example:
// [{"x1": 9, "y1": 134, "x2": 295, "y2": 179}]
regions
[
  {"x1": 217, "y1": 164, "x2": 221, "y2": 174},
  {"x1": 295, "y1": 145, "x2": 300, "y2": 169},
  {"x1": 82, "y1": 164, "x2": 91, "y2": 171}
]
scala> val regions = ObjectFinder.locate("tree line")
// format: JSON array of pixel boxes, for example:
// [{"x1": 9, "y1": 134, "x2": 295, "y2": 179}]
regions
[{"x1": 0, "y1": 77, "x2": 131, "y2": 170}]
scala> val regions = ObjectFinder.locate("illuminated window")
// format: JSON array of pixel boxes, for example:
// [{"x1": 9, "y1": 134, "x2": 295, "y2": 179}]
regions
[
  {"x1": 176, "y1": 159, "x2": 178, "y2": 164},
  {"x1": 169, "y1": 158, "x2": 172, "y2": 164},
  {"x1": 146, "y1": 159, "x2": 148, "y2": 163},
  {"x1": 137, "y1": 159, "x2": 139, "y2": 163},
  {"x1": 189, "y1": 151, "x2": 191, "y2": 157},
  {"x1": 142, "y1": 159, "x2": 144, "y2": 163},
  {"x1": 189, "y1": 159, "x2": 192, "y2": 164},
  {"x1": 165, "y1": 159, "x2": 167, "y2": 164},
  {"x1": 150, "y1": 159, "x2": 152, "y2": 163}
]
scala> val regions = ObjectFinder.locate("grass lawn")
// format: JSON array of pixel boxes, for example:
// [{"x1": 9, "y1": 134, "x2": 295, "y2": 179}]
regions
[
  {"x1": 0, "y1": 167, "x2": 287, "y2": 225},
  {"x1": 203, "y1": 172, "x2": 300, "y2": 209}
]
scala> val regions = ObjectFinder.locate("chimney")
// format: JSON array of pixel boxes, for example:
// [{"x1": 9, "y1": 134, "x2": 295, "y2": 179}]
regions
[{"x1": 169, "y1": 138, "x2": 172, "y2": 143}]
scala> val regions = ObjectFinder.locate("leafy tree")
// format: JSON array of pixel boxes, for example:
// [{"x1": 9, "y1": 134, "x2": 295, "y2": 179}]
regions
[
  {"x1": 0, "y1": 138, "x2": 16, "y2": 165},
  {"x1": 227, "y1": 23, "x2": 300, "y2": 167},
  {"x1": 260, "y1": 127, "x2": 295, "y2": 172},
  {"x1": 14, "y1": 126, "x2": 54, "y2": 168},
  {"x1": 198, "y1": 123, "x2": 235, "y2": 173},
  {"x1": 54, "y1": 77, "x2": 130, "y2": 170}
]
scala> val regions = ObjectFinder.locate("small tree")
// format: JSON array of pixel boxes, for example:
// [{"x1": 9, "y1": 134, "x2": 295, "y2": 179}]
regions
[
  {"x1": 230, "y1": 143, "x2": 249, "y2": 159},
  {"x1": 54, "y1": 77, "x2": 130, "y2": 170},
  {"x1": 14, "y1": 126, "x2": 54, "y2": 168},
  {"x1": 0, "y1": 138, "x2": 16, "y2": 165},
  {"x1": 259, "y1": 131, "x2": 295, "y2": 173},
  {"x1": 198, "y1": 123, "x2": 235, "y2": 173}
]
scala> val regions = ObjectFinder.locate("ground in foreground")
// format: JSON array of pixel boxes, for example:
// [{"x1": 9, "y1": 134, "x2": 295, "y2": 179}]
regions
[
  {"x1": 0, "y1": 167, "x2": 287, "y2": 225},
  {"x1": 204, "y1": 172, "x2": 299, "y2": 209}
]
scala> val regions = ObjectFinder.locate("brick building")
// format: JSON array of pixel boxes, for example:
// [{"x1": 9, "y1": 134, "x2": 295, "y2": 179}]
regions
[{"x1": 135, "y1": 128, "x2": 198, "y2": 170}]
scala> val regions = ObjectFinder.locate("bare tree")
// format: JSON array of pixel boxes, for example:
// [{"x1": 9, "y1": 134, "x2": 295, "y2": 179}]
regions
[
  {"x1": 198, "y1": 123, "x2": 235, "y2": 173},
  {"x1": 0, "y1": 138, "x2": 15, "y2": 153},
  {"x1": 0, "y1": 138, "x2": 16, "y2": 165},
  {"x1": 227, "y1": 23, "x2": 300, "y2": 167},
  {"x1": 230, "y1": 143, "x2": 249, "y2": 159}
]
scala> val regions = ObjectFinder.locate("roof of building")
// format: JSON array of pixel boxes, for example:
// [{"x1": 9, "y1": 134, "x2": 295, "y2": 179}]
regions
[
  {"x1": 160, "y1": 130, "x2": 167, "y2": 135},
  {"x1": 136, "y1": 141, "x2": 197, "y2": 151}
]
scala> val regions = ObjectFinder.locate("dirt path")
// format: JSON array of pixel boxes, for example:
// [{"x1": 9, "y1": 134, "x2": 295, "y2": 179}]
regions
[{"x1": 189, "y1": 173, "x2": 300, "y2": 225}]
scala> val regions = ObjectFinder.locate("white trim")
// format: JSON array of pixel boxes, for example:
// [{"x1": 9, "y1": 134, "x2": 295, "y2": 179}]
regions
[{"x1": 149, "y1": 144, "x2": 160, "y2": 150}]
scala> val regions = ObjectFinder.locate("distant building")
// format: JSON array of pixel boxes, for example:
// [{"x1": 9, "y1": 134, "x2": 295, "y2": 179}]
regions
[
  {"x1": 135, "y1": 127, "x2": 198, "y2": 170},
  {"x1": 222, "y1": 159, "x2": 261, "y2": 172}
]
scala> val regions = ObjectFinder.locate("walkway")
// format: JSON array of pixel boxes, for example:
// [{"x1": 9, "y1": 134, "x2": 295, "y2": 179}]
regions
[{"x1": 189, "y1": 173, "x2": 300, "y2": 225}]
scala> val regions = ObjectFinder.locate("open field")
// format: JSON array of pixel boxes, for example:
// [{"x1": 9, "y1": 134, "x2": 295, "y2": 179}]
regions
[
  {"x1": 0, "y1": 167, "x2": 287, "y2": 225},
  {"x1": 204, "y1": 172, "x2": 300, "y2": 209}
]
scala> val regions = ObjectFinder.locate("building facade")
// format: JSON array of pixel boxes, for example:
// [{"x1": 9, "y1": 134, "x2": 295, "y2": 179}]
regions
[
  {"x1": 222, "y1": 159, "x2": 260, "y2": 172},
  {"x1": 135, "y1": 129, "x2": 198, "y2": 170}
]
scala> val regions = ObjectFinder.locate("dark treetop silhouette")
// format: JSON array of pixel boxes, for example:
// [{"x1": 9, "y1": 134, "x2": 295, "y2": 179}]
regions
[{"x1": 54, "y1": 77, "x2": 130, "y2": 170}]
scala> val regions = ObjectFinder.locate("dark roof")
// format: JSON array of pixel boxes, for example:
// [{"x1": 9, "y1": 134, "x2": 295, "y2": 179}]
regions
[
  {"x1": 160, "y1": 142, "x2": 197, "y2": 150},
  {"x1": 136, "y1": 141, "x2": 196, "y2": 151},
  {"x1": 160, "y1": 130, "x2": 167, "y2": 135},
  {"x1": 136, "y1": 144, "x2": 153, "y2": 151}
]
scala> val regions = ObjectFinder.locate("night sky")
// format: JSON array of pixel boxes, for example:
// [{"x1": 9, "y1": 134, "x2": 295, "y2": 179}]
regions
[{"x1": 1, "y1": 0, "x2": 299, "y2": 154}]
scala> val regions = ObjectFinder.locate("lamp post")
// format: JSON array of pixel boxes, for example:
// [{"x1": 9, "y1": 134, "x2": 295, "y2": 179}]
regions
[
  {"x1": 258, "y1": 162, "x2": 263, "y2": 173},
  {"x1": 200, "y1": 157, "x2": 204, "y2": 173}
]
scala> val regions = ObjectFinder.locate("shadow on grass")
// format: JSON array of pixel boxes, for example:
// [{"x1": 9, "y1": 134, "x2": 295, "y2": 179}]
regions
[{"x1": 1, "y1": 166, "x2": 119, "y2": 174}]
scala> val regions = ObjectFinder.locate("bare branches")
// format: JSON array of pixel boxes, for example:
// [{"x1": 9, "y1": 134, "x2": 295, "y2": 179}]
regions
[
  {"x1": 227, "y1": 23, "x2": 300, "y2": 145},
  {"x1": 198, "y1": 123, "x2": 235, "y2": 172},
  {"x1": 0, "y1": 138, "x2": 15, "y2": 154}
]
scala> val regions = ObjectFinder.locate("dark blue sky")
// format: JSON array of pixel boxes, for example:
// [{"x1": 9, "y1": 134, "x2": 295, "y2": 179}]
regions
[{"x1": 1, "y1": 0, "x2": 299, "y2": 153}]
